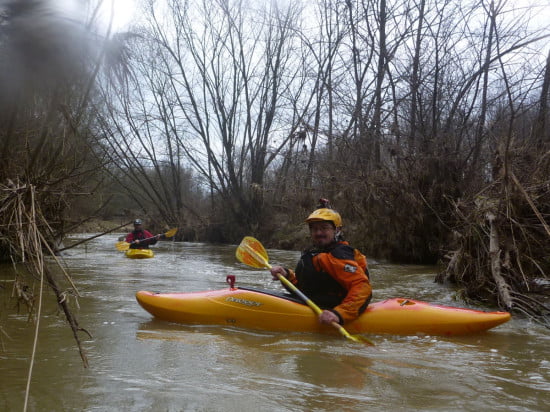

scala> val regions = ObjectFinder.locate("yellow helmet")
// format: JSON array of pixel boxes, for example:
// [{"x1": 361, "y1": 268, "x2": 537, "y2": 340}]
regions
[{"x1": 305, "y1": 208, "x2": 342, "y2": 227}]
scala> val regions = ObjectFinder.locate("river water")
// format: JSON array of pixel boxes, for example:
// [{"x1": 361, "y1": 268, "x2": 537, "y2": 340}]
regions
[{"x1": 0, "y1": 234, "x2": 548, "y2": 411}]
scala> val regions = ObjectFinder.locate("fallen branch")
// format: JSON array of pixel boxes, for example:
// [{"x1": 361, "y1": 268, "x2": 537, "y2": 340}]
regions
[
  {"x1": 56, "y1": 220, "x2": 133, "y2": 252},
  {"x1": 510, "y1": 171, "x2": 550, "y2": 237},
  {"x1": 43, "y1": 266, "x2": 91, "y2": 367}
]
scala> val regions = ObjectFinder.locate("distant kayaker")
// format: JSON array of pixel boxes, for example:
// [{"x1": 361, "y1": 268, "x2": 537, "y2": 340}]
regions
[
  {"x1": 125, "y1": 219, "x2": 161, "y2": 249},
  {"x1": 270, "y1": 199, "x2": 372, "y2": 325}
]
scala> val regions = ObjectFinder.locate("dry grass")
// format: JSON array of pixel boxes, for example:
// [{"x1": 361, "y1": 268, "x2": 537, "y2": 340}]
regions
[{"x1": 0, "y1": 180, "x2": 91, "y2": 367}]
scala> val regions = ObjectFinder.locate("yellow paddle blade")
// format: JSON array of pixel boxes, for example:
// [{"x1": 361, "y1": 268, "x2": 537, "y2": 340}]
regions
[
  {"x1": 351, "y1": 335, "x2": 375, "y2": 345},
  {"x1": 332, "y1": 323, "x2": 375, "y2": 346},
  {"x1": 164, "y1": 228, "x2": 178, "y2": 238},
  {"x1": 236, "y1": 236, "x2": 270, "y2": 269},
  {"x1": 115, "y1": 241, "x2": 131, "y2": 251},
  {"x1": 242, "y1": 236, "x2": 268, "y2": 260}
]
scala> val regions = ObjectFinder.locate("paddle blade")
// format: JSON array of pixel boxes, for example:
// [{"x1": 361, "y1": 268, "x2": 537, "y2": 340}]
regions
[
  {"x1": 115, "y1": 241, "x2": 130, "y2": 251},
  {"x1": 323, "y1": 318, "x2": 375, "y2": 346},
  {"x1": 243, "y1": 236, "x2": 268, "y2": 260},
  {"x1": 352, "y1": 335, "x2": 375, "y2": 346},
  {"x1": 236, "y1": 236, "x2": 270, "y2": 269},
  {"x1": 336, "y1": 326, "x2": 375, "y2": 346},
  {"x1": 164, "y1": 228, "x2": 178, "y2": 238}
]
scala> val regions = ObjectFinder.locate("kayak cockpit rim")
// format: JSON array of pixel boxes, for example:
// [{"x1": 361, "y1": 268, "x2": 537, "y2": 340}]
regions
[{"x1": 236, "y1": 286, "x2": 305, "y2": 305}]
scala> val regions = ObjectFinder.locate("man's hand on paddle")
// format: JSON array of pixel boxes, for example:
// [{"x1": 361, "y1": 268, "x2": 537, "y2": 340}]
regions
[
  {"x1": 319, "y1": 310, "x2": 340, "y2": 325},
  {"x1": 270, "y1": 265, "x2": 288, "y2": 280}
]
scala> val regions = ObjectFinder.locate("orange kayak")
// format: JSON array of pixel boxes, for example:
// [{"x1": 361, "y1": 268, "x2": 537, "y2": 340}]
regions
[
  {"x1": 136, "y1": 287, "x2": 511, "y2": 336},
  {"x1": 126, "y1": 249, "x2": 154, "y2": 259}
]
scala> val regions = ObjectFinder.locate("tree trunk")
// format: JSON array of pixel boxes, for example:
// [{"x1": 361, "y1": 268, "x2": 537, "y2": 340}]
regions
[
  {"x1": 487, "y1": 212, "x2": 513, "y2": 310},
  {"x1": 533, "y1": 49, "x2": 550, "y2": 147}
]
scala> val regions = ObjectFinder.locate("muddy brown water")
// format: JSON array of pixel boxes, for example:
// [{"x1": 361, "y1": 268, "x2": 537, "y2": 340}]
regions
[{"x1": 1, "y1": 234, "x2": 548, "y2": 411}]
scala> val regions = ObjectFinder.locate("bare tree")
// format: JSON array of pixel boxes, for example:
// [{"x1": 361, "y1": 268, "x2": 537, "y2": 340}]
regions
[
  {"x1": 533, "y1": 50, "x2": 550, "y2": 146},
  {"x1": 95, "y1": 0, "x2": 315, "y2": 237}
]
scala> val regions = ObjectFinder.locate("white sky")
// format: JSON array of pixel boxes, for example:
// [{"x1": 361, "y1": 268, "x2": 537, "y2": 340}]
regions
[
  {"x1": 511, "y1": 0, "x2": 550, "y2": 29},
  {"x1": 99, "y1": 0, "x2": 549, "y2": 31},
  {"x1": 95, "y1": 0, "x2": 141, "y2": 32}
]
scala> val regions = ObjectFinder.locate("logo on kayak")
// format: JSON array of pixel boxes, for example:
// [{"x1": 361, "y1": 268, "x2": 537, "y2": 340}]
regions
[{"x1": 225, "y1": 297, "x2": 262, "y2": 307}]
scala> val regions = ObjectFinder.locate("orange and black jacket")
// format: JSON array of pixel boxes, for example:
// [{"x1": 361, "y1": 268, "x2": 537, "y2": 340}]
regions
[{"x1": 285, "y1": 241, "x2": 372, "y2": 324}]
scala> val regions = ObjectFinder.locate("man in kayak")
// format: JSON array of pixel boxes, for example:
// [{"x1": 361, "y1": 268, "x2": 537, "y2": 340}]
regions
[
  {"x1": 125, "y1": 219, "x2": 161, "y2": 249},
  {"x1": 270, "y1": 199, "x2": 372, "y2": 325}
]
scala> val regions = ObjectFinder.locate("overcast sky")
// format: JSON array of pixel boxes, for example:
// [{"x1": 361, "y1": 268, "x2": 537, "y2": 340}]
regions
[{"x1": 96, "y1": 0, "x2": 550, "y2": 33}]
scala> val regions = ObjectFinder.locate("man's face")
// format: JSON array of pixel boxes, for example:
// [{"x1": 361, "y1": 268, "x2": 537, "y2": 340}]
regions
[
  {"x1": 309, "y1": 221, "x2": 336, "y2": 247},
  {"x1": 134, "y1": 224, "x2": 142, "y2": 230}
]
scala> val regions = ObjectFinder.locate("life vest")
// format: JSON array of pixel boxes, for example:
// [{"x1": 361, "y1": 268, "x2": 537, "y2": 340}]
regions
[
  {"x1": 295, "y1": 242, "x2": 370, "y2": 311},
  {"x1": 295, "y1": 249, "x2": 347, "y2": 309},
  {"x1": 129, "y1": 229, "x2": 150, "y2": 249}
]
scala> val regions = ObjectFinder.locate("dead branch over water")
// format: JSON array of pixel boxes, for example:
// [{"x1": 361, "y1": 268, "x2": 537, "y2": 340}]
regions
[{"x1": 0, "y1": 182, "x2": 92, "y2": 366}]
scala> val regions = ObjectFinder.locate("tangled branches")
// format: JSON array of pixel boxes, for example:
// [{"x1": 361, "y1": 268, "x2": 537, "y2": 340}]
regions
[
  {"x1": 0, "y1": 180, "x2": 91, "y2": 367},
  {"x1": 437, "y1": 151, "x2": 550, "y2": 328}
]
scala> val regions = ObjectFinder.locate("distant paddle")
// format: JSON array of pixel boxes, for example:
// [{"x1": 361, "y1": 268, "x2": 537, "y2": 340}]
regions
[
  {"x1": 116, "y1": 228, "x2": 178, "y2": 251},
  {"x1": 236, "y1": 236, "x2": 374, "y2": 346}
]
